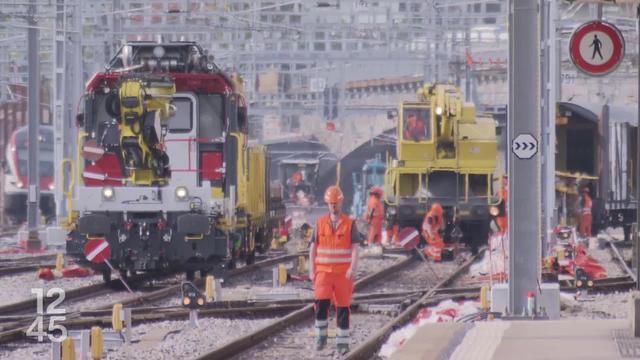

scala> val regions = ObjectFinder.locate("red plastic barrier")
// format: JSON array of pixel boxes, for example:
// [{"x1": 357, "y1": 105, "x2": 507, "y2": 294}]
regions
[
  {"x1": 37, "y1": 267, "x2": 54, "y2": 281},
  {"x1": 61, "y1": 266, "x2": 92, "y2": 278}
]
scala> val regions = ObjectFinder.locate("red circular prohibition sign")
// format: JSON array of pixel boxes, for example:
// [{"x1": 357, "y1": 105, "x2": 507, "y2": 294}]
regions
[{"x1": 569, "y1": 21, "x2": 624, "y2": 76}]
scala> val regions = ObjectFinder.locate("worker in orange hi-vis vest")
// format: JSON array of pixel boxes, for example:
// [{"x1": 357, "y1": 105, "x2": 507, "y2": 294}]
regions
[
  {"x1": 363, "y1": 187, "x2": 384, "y2": 246},
  {"x1": 578, "y1": 186, "x2": 592, "y2": 239},
  {"x1": 287, "y1": 171, "x2": 302, "y2": 200},
  {"x1": 421, "y1": 203, "x2": 445, "y2": 261},
  {"x1": 495, "y1": 175, "x2": 508, "y2": 235},
  {"x1": 309, "y1": 185, "x2": 361, "y2": 355}
]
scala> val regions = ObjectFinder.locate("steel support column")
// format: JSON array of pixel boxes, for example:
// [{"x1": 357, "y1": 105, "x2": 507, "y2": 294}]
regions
[
  {"x1": 508, "y1": 0, "x2": 541, "y2": 315},
  {"x1": 541, "y1": 0, "x2": 558, "y2": 255},
  {"x1": 636, "y1": 4, "x2": 640, "y2": 290},
  {"x1": 26, "y1": 0, "x2": 41, "y2": 249},
  {"x1": 53, "y1": 0, "x2": 82, "y2": 225}
]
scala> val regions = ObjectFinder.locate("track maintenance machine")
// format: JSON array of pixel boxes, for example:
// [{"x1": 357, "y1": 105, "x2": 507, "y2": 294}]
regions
[
  {"x1": 65, "y1": 42, "x2": 284, "y2": 281},
  {"x1": 384, "y1": 83, "x2": 498, "y2": 254}
]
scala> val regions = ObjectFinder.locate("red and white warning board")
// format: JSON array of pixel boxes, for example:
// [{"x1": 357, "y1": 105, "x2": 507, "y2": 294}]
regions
[
  {"x1": 398, "y1": 227, "x2": 420, "y2": 250},
  {"x1": 569, "y1": 20, "x2": 625, "y2": 76},
  {"x1": 83, "y1": 238, "x2": 110, "y2": 264}
]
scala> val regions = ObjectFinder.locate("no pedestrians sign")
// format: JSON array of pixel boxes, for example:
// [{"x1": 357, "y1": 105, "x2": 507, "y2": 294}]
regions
[{"x1": 569, "y1": 20, "x2": 624, "y2": 76}]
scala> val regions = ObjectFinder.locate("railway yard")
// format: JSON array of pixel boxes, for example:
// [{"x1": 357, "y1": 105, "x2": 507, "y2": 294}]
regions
[
  {"x1": 3, "y1": 0, "x2": 640, "y2": 359},
  {"x1": 0, "y1": 223, "x2": 635, "y2": 360}
]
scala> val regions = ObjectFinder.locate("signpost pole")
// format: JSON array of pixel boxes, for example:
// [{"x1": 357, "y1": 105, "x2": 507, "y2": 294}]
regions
[{"x1": 104, "y1": 259, "x2": 133, "y2": 293}]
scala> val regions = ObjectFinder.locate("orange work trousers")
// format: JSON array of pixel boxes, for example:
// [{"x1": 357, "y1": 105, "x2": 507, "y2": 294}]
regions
[
  {"x1": 314, "y1": 271, "x2": 353, "y2": 307},
  {"x1": 423, "y1": 231, "x2": 444, "y2": 262},
  {"x1": 367, "y1": 221, "x2": 383, "y2": 245},
  {"x1": 579, "y1": 214, "x2": 592, "y2": 238},
  {"x1": 496, "y1": 216, "x2": 508, "y2": 235}
]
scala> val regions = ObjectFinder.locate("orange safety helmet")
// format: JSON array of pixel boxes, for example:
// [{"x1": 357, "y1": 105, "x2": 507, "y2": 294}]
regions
[
  {"x1": 429, "y1": 202, "x2": 443, "y2": 217},
  {"x1": 324, "y1": 185, "x2": 344, "y2": 204},
  {"x1": 368, "y1": 186, "x2": 384, "y2": 197},
  {"x1": 291, "y1": 171, "x2": 302, "y2": 181}
]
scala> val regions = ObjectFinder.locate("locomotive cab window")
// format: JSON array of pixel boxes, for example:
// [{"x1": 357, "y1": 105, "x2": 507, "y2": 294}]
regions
[
  {"x1": 168, "y1": 98, "x2": 193, "y2": 132},
  {"x1": 198, "y1": 94, "x2": 224, "y2": 138},
  {"x1": 402, "y1": 108, "x2": 431, "y2": 142}
]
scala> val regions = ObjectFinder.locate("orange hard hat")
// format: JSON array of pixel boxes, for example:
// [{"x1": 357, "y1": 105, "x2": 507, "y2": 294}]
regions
[
  {"x1": 324, "y1": 185, "x2": 344, "y2": 204},
  {"x1": 430, "y1": 202, "x2": 443, "y2": 216},
  {"x1": 369, "y1": 186, "x2": 384, "y2": 197}
]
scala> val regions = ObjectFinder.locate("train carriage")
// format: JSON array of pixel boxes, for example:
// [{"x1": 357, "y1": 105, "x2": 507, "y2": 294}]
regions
[
  {"x1": 556, "y1": 101, "x2": 637, "y2": 240},
  {"x1": 3, "y1": 125, "x2": 56, "y2": 224}
]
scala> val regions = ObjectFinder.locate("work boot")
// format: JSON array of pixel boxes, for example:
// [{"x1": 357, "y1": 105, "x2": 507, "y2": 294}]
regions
[
  {"x1": 315, "y1": 336, "x2": 327, "y2": 351},
  {"x1": 336, "y1": 327, "x2": 350, "y2": 355},
  {"x1": 337, "y1": 343, "x2": 349, "y2": 355},
  {"x1": 314, "y1": 319, "x2": 328, "y2": 350}
]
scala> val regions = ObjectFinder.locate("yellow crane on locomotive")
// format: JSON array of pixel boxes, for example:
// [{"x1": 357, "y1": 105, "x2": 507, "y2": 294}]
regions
[
  {"x1": 384, "y1": 83, "x2": 498, "y2": 254},
  {"x1": 109, "y1": 76, "x2": 176, "y2": 185}
]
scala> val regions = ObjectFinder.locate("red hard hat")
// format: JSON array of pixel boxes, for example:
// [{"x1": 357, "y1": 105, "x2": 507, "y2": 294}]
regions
[
  {"x1": 369, "y1": 186, "x2": 384, "y2": 197},
  {"x1": 324, "y1": 185, "x2": 344, "y2": 204}
]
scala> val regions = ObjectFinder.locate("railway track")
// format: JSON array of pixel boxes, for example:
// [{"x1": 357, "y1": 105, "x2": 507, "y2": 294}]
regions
[
  {"x1": 0, "y1": 254, "x2": 58, "y2": 276},
  {"x1": 196, "y1": 251, "x2": 477, "y2": 360},
  {"x1": 0, "y1": 252, "x2": 308, "y2": 345},
  {"x1": 0, "y1": 224, "x2": 22, "y2": 239}
]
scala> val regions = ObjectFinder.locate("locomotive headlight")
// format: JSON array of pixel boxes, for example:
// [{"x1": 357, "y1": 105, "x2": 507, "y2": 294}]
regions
[
  {"x1": 48, "y1": 183, "x2": 55, "y2": 191},
  {"x1": 102, "y1": 186, "x2": 115, "y2": 200},
  {"x1": 15, "y1": 181, "x2": 24, "y2": 189},
  {"x1": 489, "y1": 206, "x2": 500, "y2": 217},
  {"x1": 435, "y1": 106, "x2": 443, "y2": 116},
  {"x1": 175, "y1": 186, "x2": 189, "y2": 200}
]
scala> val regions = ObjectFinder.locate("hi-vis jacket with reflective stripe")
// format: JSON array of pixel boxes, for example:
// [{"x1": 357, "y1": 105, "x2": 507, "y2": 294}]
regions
[{"x1": 315, "y1": 213, "x2": 354, "y2": 273}]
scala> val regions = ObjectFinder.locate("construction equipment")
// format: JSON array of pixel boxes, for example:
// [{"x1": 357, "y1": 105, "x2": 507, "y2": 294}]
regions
[
  {"x1": 350, "y1": 153, "x2": 386, "y2": 218},
  {"x1": 384, "y1": 83, "x2": 497, "y2": 252}
]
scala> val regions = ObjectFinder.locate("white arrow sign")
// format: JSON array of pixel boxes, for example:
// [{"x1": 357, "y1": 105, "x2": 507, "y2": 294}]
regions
[{"x1": 512, "y1": 133, "x2": 538, "y2": 159}]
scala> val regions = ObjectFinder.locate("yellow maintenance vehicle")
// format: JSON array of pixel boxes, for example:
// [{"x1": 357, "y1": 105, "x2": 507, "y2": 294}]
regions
[
  {"x1": 384, "y1": 83, "x2": 498, "y2": 252},
  {"x1": 65, "y1": 42, "x2": 285, "y2": 280}
]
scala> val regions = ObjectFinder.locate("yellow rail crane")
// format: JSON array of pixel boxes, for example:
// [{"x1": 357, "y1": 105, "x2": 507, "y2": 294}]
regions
[{"x1": 384, "y1": 83, "x2": 498, "y2": 252}]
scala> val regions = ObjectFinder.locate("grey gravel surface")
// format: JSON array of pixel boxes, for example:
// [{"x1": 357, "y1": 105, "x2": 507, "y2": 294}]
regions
[
  {"x1": 155, "y1": 254, "x2": 406, "y2": 307},
  {"x1": 0, "y1": 272, "x2": 103, "y2": 307},
  {"x1": 104, "y1": 317, "x2": 274, "y2": 360},
  {"x1": 561, "y1": 290, "x2": 632, "y2": 319},
  {"x1": 232, "y1": 313, "x2": 392, "y2": 360},
  {"x1": 0, "y1": 318, "x2": 275, "y2": 360},
  {"x1": 0, "y1": 343, "x2": 49, "y2": 360},
  {"x1": 357, "y1": 258, "x2": 462, "y2": 294},
  {"x1": 589, "y1": 246, "x2": 626, "y2": 278}
]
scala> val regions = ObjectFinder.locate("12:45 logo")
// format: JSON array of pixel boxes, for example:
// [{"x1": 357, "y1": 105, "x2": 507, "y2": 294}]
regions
[{"x1": 26, "y1": 288, "x2": 67, "y2": 342}]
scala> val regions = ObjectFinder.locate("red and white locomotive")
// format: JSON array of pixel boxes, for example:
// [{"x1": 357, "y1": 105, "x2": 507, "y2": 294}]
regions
[{"x1": 65, "y1": 41, "x2": 284, "y2": 281}]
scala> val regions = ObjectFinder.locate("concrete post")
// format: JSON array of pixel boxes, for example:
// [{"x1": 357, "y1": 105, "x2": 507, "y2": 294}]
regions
[{"x1": 508, "y1": 0, "x2": 541, "y2": 315}]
